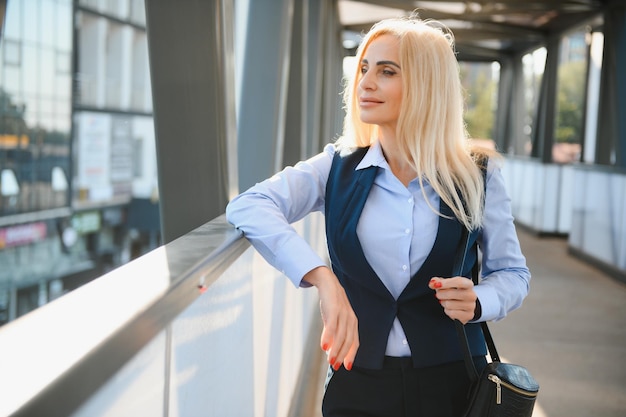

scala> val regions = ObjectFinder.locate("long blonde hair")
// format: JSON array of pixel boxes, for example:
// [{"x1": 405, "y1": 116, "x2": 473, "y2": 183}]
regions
[{"x1": 338, "y1": 17, "x2": 489, "y2": 230}]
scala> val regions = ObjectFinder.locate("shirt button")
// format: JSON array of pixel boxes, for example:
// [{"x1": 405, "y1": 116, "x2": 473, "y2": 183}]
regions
[
  {"x1": 402, "y1": 339, "x2": 408, "y2": 345},
  {"x1": 408, "y1": 198, "x2": 413, "y2": 204},
  {"x1": 402, "y1": 265, "x2": 408, "y2": 271},
  {"x1": 404, "y1": 228, "x2": 410, "y2": 234}
]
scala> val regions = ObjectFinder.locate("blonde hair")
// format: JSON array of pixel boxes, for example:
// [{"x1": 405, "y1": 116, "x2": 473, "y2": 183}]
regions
[{"x1": 338, "y1": 16, "x2": 490, "y2": 230}]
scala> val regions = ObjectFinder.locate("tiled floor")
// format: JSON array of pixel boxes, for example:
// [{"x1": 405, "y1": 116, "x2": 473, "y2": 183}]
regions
[{"x1": 490, "y1": 228, "x2": 626, "y2": 417}]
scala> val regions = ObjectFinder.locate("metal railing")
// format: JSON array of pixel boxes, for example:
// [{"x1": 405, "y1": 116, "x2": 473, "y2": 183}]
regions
[{"x1": 0, "y1": 213, "x2": 327, "y2": 417}]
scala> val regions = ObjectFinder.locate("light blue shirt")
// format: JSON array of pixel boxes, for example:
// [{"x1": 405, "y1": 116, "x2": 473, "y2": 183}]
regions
[{"x1": 226, "y1": 141, "x2": 531, "y2": 357}]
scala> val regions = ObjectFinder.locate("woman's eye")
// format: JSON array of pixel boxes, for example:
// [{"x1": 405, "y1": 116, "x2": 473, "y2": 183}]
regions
[
  {"x1": 382, "y1": 69, "x2": 396, "y2": 76},
  {"x1": 360, "y1": 66, "x2": 368, "y2": 74}
]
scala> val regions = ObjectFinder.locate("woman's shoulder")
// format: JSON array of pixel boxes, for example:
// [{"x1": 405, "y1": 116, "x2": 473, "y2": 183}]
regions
[{"x1": 470, "y1": 146, "x2": 504, "y2": 173}]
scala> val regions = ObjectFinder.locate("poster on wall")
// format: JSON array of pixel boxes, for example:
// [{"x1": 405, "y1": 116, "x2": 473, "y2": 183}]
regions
[
  {"x1": 75, "y1": 112, "x2": 112, "y2": 202},
  {"x1": 75, "y1": 112, "x2": 134, "y2": 204}
]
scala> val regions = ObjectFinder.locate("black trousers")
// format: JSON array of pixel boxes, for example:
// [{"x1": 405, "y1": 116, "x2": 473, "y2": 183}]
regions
[{"x1": 322, "y1": 356, "x2": 487, "y2": 417}]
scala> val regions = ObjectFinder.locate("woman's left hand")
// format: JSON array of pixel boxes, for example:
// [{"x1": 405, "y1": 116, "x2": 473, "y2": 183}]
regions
[{"x1": 428, "y1": 277, "x2": 477, "y2": 324}]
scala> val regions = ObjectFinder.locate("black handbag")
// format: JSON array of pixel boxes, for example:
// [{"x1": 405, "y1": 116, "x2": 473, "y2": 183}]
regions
[{"x1": 453, "y1": 228, "x2": 540, "y2": 417}]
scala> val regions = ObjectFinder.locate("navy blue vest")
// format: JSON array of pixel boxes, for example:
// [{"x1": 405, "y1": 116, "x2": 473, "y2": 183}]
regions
[{"x1": 325, "y1": 147, "x2": 487, "y2": 369}]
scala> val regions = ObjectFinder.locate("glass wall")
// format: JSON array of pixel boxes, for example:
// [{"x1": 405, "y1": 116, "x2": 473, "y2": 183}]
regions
[
  {"x1": 0, "y1": 0, "x2": 72, "y2": 216},
  {"x1": 0, "y1": 0, "x2": 158, "y2": 326}
]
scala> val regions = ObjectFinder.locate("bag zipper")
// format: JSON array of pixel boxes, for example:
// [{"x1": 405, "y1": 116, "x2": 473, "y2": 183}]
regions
[{"x1": 487, "y1": 374, "x2": 538, "y2": 405}]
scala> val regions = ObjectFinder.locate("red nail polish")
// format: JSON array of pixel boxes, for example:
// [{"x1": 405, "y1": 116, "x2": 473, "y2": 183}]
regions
[
  {"x1": 322, "y1": 343, "x2": 329, "y2": 351},
  {"x1": 345, "y1": 362, "x2": 353, "y2": 371},
  {"x1": 333, "y1": 362, "x2": 341, "y2": 371},
  {"x1": 434, "y1": 281, "x2": 442, "y2": 288},
  {"x1": 330, "y1": 357, "x2": 336, "y2": 366}
]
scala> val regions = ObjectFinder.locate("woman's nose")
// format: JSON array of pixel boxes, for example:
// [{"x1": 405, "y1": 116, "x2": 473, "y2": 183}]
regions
[{"x1": 359, "y1": 71, "x2": 376, "y2": 90}]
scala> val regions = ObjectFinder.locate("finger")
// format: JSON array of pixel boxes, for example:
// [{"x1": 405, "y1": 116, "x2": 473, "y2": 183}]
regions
[
  {"x1": 328, "y1": 308, "x2": 357, "y2": 370},
  {"x1": 447, "y1": 276, "x2": 474, "y2": 289},
  {"x1": 428, "y1": 277, "x2": 443, "y2": 290},
  {"x1": 320, "y1": 325, "x2": 332, "y2": 353},
  {"x1": 328, "y1": 315, "x2": 348, "y2": 369},
  {"x1": 337, "y1": 314, "x2": 359, "y2": 370},
  {"x1": 433, "y1": 276, "x2": 473, "y2": 290},
  {"x1": 440, "y1": 298, "x2": 477, "y2": 324},
  {"x1": 343, "y1": 325, "x2": 360, "y2": 371},
  {"x1": 320, "y1": 303, "x2": 348, "y2": 368},
  {"x1": 443, "y1": 306, "x2": 474, "y2": 324}
]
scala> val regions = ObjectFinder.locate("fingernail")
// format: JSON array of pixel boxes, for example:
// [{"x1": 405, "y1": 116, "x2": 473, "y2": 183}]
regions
[
  {"x1": 322, "y1": 343, "x2": 329, "y2": 351},
  {"x1": 329, "y1": 357, "x2": 336, "y2": 366},
  {"x1": 434, "y1": 281, "x2": 442, "y2": 288},
  {"x1": 345, "y1": 362, "x2": 353, "y2": 371},
  {"x1": 333, "y1": 362, "x2": 341, "y2": 371}
]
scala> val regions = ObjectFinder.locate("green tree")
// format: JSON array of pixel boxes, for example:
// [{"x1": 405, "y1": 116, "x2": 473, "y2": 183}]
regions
[
  {"x1": 462, "y1": 67, "x2": 497, "y2": 140},
  {"x1": 555, "y1": 60, "x2": 586, "y2": 143}
]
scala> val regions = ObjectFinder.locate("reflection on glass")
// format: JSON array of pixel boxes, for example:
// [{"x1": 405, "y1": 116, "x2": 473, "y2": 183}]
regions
[{"x1": 0, "y1": 0, "x2": 159, "y2": 326}]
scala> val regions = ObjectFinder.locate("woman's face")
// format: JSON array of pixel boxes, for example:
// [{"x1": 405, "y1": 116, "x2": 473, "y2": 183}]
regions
[{"x1": 357, "y1": 34, "x2": 403, "y2": 132}]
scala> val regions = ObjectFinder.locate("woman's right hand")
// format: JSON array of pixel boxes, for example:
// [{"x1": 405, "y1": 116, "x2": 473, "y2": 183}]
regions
[{"x1": 303, "y1": 266, "x2": 359, "y2": 371}]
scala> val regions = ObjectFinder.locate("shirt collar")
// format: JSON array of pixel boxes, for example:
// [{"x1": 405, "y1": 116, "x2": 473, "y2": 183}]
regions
[{"x1": 355, "y1": 140, "x2": 389, "y2": 171}]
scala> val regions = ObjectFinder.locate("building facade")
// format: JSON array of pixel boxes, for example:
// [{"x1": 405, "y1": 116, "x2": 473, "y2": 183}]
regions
[{"x1": 0, "y1": 0, "x2": 159, "y2": 325}]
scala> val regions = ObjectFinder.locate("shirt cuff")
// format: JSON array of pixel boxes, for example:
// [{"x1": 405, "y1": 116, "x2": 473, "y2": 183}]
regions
[
  {"x1": 471, "y1": 284, "x2": 499, "y2": 322},
  {"x1": 273, "y1": 233, "x2": 328, "y2": 288}
]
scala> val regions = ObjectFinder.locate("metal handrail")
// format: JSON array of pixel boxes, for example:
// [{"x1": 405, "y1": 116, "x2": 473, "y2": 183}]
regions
[{"x1": 0, "y1": 214, "x2": 249, "y2": 417}]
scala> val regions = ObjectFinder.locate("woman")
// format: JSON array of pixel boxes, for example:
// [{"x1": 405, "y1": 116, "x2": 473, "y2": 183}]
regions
[{"x1": 226, "y1": 16, "x2": 530, "y2": 417}]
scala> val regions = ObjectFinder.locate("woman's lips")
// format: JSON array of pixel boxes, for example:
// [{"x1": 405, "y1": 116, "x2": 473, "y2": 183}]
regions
[{"x1": 359, "y1": 98, "x2": 383, "y2": 107}]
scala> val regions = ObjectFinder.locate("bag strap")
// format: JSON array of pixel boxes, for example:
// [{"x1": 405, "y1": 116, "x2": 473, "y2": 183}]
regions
[
  {"x1": 453, "y1": 227, "x2": 501, "y2": 384},
  {"x1": 453, "y1": 153, "x2": 500, "y2": 383}
]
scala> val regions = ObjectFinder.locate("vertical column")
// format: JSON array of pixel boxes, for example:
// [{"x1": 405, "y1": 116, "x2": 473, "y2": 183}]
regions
[
  {"x1": 494, "y1": 55, "x2": 526, "y2": 155},
  {"x1": 582, "y1": 31, "x2": 603, "y2": 164},
  {"x1": 236, "y1": 0, "x2": 294, "y2": 191},
  {"x1": 320, "y1": 1, "x2": 345, "y2": 146},
  {"x1": 596, "y1": 2, "x2": 626, "y2": 167},
  {"x1": 532, "y1": 35, "x2": 560, "y2": 163},
  {"x1": 0, "y1": 0, "x2": 7, "y2": 39},
  {"x1": 282, "y1": 0, "x2": 306, "y2": 167},
  {"x1": 305, "y1": 0, "x2": 325, "y2": 157},
  {"x1": 494, "y1": 57, "x2": 513, "y2": 152},
  {"x1": 145, "y1": 0, "x2": 236, "y2": 243}
]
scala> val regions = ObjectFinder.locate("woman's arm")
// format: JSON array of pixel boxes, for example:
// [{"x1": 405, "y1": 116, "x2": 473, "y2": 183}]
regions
[
  {"x1": 226, "y1": 143, "x2": 359, "y2": 370},
  {"x1": 225, "y1": 144, "x2": 335, "y2": 287},
  {"x1": 473, "y1": 159, "x2": 531, "y2": 322}
]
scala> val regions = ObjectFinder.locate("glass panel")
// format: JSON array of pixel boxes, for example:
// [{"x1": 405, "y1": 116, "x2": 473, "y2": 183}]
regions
[
  {"x1": 3, "y1": 40, "x2": 21, "y2": 66},
  {"x1": 22, "y1": 45, "x2": 39, "y2": 96},
  {"x1": 77, "y1": 14, "x2": 102, "y2": 107},
  {"x1": 460, "y1": 61, "x2": 500, "y2": 150},
  {"x1": 23, "y1": 0, "x2": 40, "y2": 44},
  {"x1": 41, "y1": 0, "x2": 56, "y2": 48},
  {"x1": 3, "y1": 0, "x2": 23, "y2": 40},
  {"x1": 40, "y1": 49, "x2": 56, "y2": 98},
  {"x1": 56, "y1": 1, "x2": 74, "y2": 53},
  {"x1": 0, "y1": 0, "x2": 159, "y2": 328}
]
